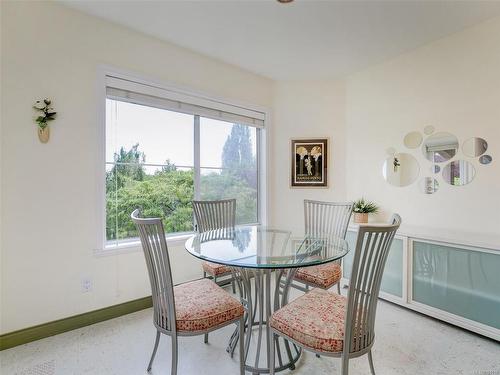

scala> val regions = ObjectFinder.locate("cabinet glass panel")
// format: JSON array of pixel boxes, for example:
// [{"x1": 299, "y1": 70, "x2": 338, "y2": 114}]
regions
[
  {"x1": 412, "y1": 241, "x2": 500, "y2": 329},
  {"x1": 344, "y1": 230, "x2": 403, "y2": 298},
  {"x1": 342, "y1": 231, "x2": 356, "y2": 280}
]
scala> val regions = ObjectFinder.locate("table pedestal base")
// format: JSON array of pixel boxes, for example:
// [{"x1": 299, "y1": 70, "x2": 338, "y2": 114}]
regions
[{"x1": 227, "y1": 268, "x2": 301, "y2": 374}]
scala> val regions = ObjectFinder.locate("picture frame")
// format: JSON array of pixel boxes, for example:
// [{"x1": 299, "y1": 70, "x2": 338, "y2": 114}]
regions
[{"x1": 290, "y1": 138, "x2": 328, "y2": 188}]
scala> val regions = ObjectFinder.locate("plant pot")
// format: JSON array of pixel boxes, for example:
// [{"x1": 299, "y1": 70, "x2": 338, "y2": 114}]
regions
[
  {"x1": 38, "y1": 126, "x2": 50, "y2": 143},
  {"x1": 354, "y1": 212, "x2": 368, "y2": 224}
]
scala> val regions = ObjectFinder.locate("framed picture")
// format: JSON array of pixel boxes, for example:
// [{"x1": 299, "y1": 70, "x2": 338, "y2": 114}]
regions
[{"x1": 291, "y1": 138, "x2": 328, "y2": 188}]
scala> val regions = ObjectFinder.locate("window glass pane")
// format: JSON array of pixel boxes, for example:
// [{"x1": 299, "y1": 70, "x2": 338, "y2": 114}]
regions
[
  {"x1": 106, "y1": 98, "x2": 195, "y2": 242},
  {"x1": 200, "y1": 168, "x2": 257, "y2": 224},
  {"x1": 105, "y1": 163, "x2": 118, "y2": 243},
  {"x1": 106, "y1": 99, "x2": 194, "y2": 167},
  {"x1": 200, "y1": 118, "x2": 257, "y2": 169}
]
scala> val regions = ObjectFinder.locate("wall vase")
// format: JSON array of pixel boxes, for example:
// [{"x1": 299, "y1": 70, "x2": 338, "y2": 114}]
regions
[
  {"x1": 38, "y1": 126, "x2": 50, "y2": 143},
  {"x1": 354, "y1": 213, "x2": 368, "y2": 224}
]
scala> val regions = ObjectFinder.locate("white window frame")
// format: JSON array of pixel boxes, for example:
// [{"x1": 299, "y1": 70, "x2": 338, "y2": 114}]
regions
[{"x1": 95, "y1": 66, "x2": 270, "y2": 255}]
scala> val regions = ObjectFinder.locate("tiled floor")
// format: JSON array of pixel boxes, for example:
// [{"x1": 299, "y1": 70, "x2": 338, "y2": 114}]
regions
[{"x1": 1, "y1": 292, "x2": 499, "y2": 375}]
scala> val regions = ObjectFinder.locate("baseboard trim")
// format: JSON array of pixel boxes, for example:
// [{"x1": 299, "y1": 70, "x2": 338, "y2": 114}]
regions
[{"x1": 0, "y1": 296, "x2": 152, "y2": 351}]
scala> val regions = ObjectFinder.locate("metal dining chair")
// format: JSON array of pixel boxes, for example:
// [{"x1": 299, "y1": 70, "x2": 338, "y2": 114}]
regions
[
  {"x1": 193, "y1": 199, "x2": 236, "y2": 292},
  {"x1": 292, "y1": 200, "x2": 354, "y2": 293},
  {"x1": 269, "y1": 214, "x2": 402, "y2": 375},
  {"x1": 131, "y1": 209, "x2": 244, "y2": 375}
]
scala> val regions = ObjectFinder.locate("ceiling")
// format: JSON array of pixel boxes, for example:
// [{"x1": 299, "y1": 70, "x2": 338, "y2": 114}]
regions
[{"x1": 60, "y1": 0, "x2": 500, "y2": 81}]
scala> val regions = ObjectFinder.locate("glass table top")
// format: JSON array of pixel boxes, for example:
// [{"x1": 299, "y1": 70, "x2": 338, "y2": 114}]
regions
[{"x1": 185, "y1": 225, "x2": 349, "y2": 269}]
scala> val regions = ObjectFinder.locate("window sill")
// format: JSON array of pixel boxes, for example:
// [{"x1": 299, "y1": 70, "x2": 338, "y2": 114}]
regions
[{"x1": 94, "y1": 233, "x2": 194, "y2": 257}]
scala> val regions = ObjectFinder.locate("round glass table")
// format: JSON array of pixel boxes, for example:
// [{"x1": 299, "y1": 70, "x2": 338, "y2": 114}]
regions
[{"x1": 185, "y1": 225, "x2": 349, "y2": 374}]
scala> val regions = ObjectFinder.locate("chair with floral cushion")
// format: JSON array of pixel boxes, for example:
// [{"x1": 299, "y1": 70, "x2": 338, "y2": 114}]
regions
[
  {"x1": 292, "y1": 200, "x2": 354, "y2": 294},
  {"x1": 269, "y1": 214, "x2": 402, "y2": 375},
  {"x1": 193, "y1": 199, "x2": 236, "y2": 293},
  {"x1": 131, "y1": 209, "x2": 244, "y2": 375}
]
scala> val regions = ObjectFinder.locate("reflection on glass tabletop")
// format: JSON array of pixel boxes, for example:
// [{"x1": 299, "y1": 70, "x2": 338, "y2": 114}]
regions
[{"x1": 185, "y1": 225, "x2": 349, "y2": 269}]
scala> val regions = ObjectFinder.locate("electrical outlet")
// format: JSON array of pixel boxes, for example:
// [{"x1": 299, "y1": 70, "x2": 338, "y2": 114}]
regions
[{"x1": 81, "y1": 278, "x2": 92, "y2": 293}]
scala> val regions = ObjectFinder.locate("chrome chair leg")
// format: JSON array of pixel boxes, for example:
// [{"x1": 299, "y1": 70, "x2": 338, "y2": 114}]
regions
[
  {"x1": 341, "y1": 354, "x2": 349, "y2": 375},
  {"x1": 204, "y1": 333, "x2": 208, "y2": 344},
  {"x1": 239, "y1": 318, "x2": 245, "y2": 375},
  {"x1": 337, "y1": 282, "x2": 341, "y2": 294},
  {"x1": 171, "y1": 336, "x2": 178, "y2": 375},
  {"x1": 368, "y1": 350, "x2": 376, "y2": 375},
  {"x1": 147, "y1": 331, "x2": 160, "y2": 372}
]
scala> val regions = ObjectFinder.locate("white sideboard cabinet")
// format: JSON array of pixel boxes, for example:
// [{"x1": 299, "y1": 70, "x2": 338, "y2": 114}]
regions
[{"x1": 341, "y1": 224, "x2": 500, "y2": 341}]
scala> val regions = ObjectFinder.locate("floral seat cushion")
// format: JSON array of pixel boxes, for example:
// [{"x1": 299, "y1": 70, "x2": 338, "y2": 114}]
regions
[
  {"x1": 173, "y1": 278, "x2": 243, "y2": 332},
  {"x1": 202, "y1": 261, "x2": 232, "y2": 277},
  {"x1": 270, "y1": 288, "x2": 347, "y2": 353},
  {"x1": 294, "y1": 262, "x2": 342, "y2": 289}
]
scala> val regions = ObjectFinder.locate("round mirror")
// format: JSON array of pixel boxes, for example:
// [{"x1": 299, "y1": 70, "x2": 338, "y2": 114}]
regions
[
  {"x1": 479, "y1": 155, "x2": 492, "y2": 165},
  {"x1": 463, "y1": 137, "x2": 488, "y2": 157},
  {"x1": 442, "y1": 160, "x2": 476, "y2": 186},
  {"x1": 432, "y1": 165, "x2": 441, "y2": 174},
  {"x1": 420, "y1": 177, "x2": 439, "y2": 194},
  {"x1": 383, "y1": 153, "x2": 420, "y2": 187},
  {"x1": 404, "y1": 132, "x2": 423, "y2": 149},
  {"x1": 422, "y1": 132, "x2": 459, "y2": 163},
  {"x1": 424, "y1": 125, "x2": 435, "y2": 135}
]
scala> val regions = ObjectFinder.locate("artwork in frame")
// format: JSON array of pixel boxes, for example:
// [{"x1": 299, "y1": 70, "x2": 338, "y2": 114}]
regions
[{"x1": 291, "y1": 138, "x2": 328, "y2": 188}]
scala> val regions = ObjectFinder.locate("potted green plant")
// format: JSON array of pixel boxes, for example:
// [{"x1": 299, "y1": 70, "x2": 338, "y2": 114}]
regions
[{"x1": 353, "y1": 198, "x2": 379, "y2": 224}]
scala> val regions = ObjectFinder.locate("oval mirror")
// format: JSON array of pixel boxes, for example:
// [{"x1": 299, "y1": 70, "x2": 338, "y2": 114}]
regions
[
  {"x1": 422, "y1": 132, "x2": 459, "y2": 163},
  {"x1": 420, "y1": 177, "x2": 439, "y2": 194},
  {"x1": 463, "y1": 137, "x2": 488, "y2": 157},
  {"x1": 442, "y1": 160, "x2": 476, "y2": 186},
  {"x1": 479, "y1": 155, "x2": 492, "y2": 165},
  {"x1": 404, "y1": 132, "x2": 423, "y2": 149},
  {"x1": 383, "y1": 153, "x2": 420, "y2": 187}
]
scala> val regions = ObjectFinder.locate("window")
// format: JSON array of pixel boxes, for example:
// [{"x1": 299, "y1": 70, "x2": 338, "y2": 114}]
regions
[
  {"x1": 199, "y1": 118, "x2": 258, "y2": 224},
  {"x1": 104, "y1": 75, "x2": 265, "y2": 248}
]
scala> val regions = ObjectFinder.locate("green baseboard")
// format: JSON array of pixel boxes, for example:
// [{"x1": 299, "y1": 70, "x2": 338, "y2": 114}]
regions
[{"x1": 0, "y1": 296, "x2": 152, "y2": 351}]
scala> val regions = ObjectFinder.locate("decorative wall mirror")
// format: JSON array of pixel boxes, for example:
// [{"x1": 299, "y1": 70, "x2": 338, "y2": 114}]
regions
[
  {"x1": 424, "y1": 125, "x2": 435, "y2": 135},
  {"x1": 404, "y1": 131, "x2": 423, "y2": 149},
  {"x1": 382, "y1": 153, "x2": 419, "y2": 187},
  {"x1": 479, "y1": 155, "x2": 493, "y2": 165},
  {"x1": 422, "y1": 132, "x2": 459, "y2": 163},
  {"x1": 442, "y1": 160, "x2": 476, "y2": 186},
  {"x1": 383, "y1": 126, "x2": 492, "y2": 193},
  {"x1": 420, "y1": 177, "x2": 439, "y2": 194},
  {"x1": 463, "y1": 137, "x2": 488, "y2": 157}
]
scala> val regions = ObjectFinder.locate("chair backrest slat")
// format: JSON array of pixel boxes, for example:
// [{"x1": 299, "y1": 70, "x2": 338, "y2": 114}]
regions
[
  {"x1": 304, "y1": 200, "x2": 354, "y2": 240},
  {"x1": 304, "y1": 200, "x2": 353, "y2": 260},
  {"x1": 344, "y1": 214, "x2": 401, "y2": 354},
  {"x1": 193, "y1": 199, "x2": 236, "y2": 233},
  {"x1": 131, "y1": 210, "x2": 176, "y2": 333}
]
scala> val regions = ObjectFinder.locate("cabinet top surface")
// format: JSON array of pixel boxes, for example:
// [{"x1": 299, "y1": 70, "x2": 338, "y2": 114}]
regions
[{"x1": 349, "y1": 222, "x2": 500, "y2": 251}]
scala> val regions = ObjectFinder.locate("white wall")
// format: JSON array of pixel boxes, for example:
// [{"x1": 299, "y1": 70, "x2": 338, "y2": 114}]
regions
[
  {"x1": 0, "y1": 2, "x2": 272, "y2": 333},
  {"x1": 2, "y1": 1, "x2": 500, "y2": 335},
  {"x1": 345, "y1": 16, "x2": 500, "y2": 236},
  {"x1": 270, "y1": 80, "x2": 347, "y2": 233}
]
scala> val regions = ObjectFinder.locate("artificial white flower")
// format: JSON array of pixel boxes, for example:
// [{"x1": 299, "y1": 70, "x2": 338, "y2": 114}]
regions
[{"x1": 34, "y1": 101, "x2": 45, "y2": 110}]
